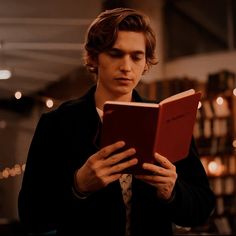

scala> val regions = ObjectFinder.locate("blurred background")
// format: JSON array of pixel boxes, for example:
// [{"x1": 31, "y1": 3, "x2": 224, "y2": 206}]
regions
[{"x1": 0, "y1": 0, "x2": 236, "y2": 235}]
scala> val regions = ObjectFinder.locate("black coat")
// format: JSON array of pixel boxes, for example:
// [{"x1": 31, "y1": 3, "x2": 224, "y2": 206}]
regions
[{"x1": 18, "y1": 86, "x2": 215, "y2": 236}]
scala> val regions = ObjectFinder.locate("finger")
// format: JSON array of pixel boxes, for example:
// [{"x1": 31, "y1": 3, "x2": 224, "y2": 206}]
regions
[
  {"x1": 154, "y1": 152, "x2": 175, "y2": 170},
  {"x1": 96, "y1": 141, "x2": 125, "y2": 160},
  {"x1": 105, "y1": 148, "x2": 136, "y2": 166},
  {"x1": 105, "y1": 173, "x2": 122, "y2": 183},
  {"x1": 107, "y1": 157, "x2": 138, "y2": 175},
  {"x1": 135, "y1": 175, "x2": 159, "y2": 187},
  {"x1": 94, "y1": 172, "x2": 122, "y2": 187},
  {"x1": 135, "y1": 175, "x2": 171, "y2": 183},
  {"x1": 142, "y1": 163, "x2": 169, "y2": 176}
]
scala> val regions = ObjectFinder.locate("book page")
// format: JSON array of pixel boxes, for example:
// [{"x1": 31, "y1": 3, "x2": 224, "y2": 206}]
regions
[
  {"x1": 104, "y1": 100, "x2": 159, "y2": 108},
  {"x1": 160, "y1": 89, "x2": 195, "y2": 105},
  {"x1": 154, "y1": 91, "x2": 201, "y2": 163}
]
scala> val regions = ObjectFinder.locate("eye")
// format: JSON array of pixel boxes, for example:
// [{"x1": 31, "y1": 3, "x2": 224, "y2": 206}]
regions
[
  {"x1": 131, "y1": 53, "x2": 144, "y2": 61},
  {"x1": 107, "y1": 50, "x2": 123, "y2": 58}
]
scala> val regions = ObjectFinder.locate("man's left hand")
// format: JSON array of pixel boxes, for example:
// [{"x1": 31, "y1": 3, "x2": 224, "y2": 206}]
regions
[{"x1": 135, "y1": 152, "x2": 177, "y2": 200}]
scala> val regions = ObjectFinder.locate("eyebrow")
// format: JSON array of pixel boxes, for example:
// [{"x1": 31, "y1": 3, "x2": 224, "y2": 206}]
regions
[{"x1": 110, "y1": 47, "x2": 145, "y2": 55}]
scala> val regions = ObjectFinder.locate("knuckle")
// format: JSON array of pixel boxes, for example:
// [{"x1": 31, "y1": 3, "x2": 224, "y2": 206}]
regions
[
  {"x1": 109, "y1": 156, "x2": 116, "y2": 164},
  {"x1": 98, "y1": 148, "x2": 108, "y2": 157},
  {"x1": 173, "y1": 171, "x2": 178, "y2": 179},
  {"x1": 87, "y1": 158, "x2": 94, "y2": 167},
  {"x1": 100, "y1": 178, "x2": 107, "y2": 187}
]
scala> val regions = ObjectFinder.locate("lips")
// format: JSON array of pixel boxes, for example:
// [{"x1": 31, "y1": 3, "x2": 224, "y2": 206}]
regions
[{"x1": 114, "y1": 77, "x2": 132, "y2": 81}]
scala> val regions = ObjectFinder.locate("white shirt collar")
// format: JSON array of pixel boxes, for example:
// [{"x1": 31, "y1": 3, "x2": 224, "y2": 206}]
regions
[{"x1": 96, "y1": 107, "x2": 103, "y2": 121}]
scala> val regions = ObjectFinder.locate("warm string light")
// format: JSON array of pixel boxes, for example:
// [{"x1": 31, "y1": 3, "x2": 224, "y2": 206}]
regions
[
  {"x1": 0, "y1": 163, "x2": 25, "y2": 180},
  {"x1": 11, "y1": 90, "x2": 57, "y2": 109},
  {"x1": 198, "y1": 101, "x2": 202, "y2": 109},
  {"x1": 233, "y1": 88, "x2": 236, "y2": 96},
  {"x1": 0, "y1": 120, "x2": 7, "y2": 129},
  {"x1": 0, "y1": 69, "x2": 11, "y2": 80},
  {"x1": 14, "y1": 91, "x2": 22, "y2": 99},
  {"x1": 46, "y1": 98, "x2": 54, "y2": 108},
  {"x1": 207, "y1": 157, "x2": 225, "y2": 176},
  {"x1": 216, "y1": 96, "x2": 224, "y2": 105},
  {"x1": 233, "y1": 139, "x2": 236, "y2": 148}
]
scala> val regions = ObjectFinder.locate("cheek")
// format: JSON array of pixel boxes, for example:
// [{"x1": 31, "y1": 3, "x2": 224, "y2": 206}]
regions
[
  {"x1": 98, "y1": 63, "x2": 113, "y2": 77},
  {"x1": 135, "y1": 64, "x2": 146, "y2": 75},
  {"x1": 99, "y1": 57, "x2": 116, "y2": 70}
]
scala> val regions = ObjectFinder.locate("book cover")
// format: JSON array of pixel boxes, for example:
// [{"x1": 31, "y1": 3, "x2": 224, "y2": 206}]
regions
[{"x1": 100, "y1": 90, "x2": 201, "y2": 174}]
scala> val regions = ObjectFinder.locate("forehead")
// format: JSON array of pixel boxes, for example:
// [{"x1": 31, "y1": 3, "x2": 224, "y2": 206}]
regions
[{"x1": 113, "y1": 31, "x2": 146, "y2": 52}]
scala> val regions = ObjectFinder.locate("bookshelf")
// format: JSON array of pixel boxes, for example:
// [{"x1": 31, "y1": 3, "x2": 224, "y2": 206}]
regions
[
  {"x1": 138, "y1": 70, "x2": 236, "y2": 235},
  {"x1": 194, "y1": 70, "x2": 236, "y2": 235}
]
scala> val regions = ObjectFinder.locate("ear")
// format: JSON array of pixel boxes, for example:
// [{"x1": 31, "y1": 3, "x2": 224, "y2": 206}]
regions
[
  {"x1": 87, "y1": 56, "x2": 98, "y2": 67},
  {"x1": 87, "y1": 56, "x2": 98, "y2": 73},
  {"x1": 142, "y1": 64, "x2": 148, "y2": 75}
]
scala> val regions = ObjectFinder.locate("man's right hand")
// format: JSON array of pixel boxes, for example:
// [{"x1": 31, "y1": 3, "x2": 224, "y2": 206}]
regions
[{"x1": 74, "y1": 141, "x2": 137, "y2": 195}]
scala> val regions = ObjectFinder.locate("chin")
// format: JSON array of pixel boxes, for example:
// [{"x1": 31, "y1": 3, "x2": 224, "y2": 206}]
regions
[{"x1": 115, "y1": 87, "x2": 133, "y2": 96}]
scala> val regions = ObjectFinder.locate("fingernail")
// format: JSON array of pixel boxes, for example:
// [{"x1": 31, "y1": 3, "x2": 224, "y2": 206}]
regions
[
  {"x1": 130, "y1": 148, "x2": 136, "y2": 153},
  {"x1": 118, "y1": 141, "x2": 125, "y2": 146}
]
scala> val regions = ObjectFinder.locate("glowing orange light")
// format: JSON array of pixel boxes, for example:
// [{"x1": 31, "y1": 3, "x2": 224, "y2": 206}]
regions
[
  {"x1": 216, "y1": 96, "x2": 223, "y2": 105},
  {"x1": 233, "y1": 140, "x2": 236, "y2": 148},
  {"x1": 46, "y1": 99, "x2": 54, "y2": 108},
  {"x1": 233, "y1": 88, "x2": 236, "y2": 96},
  {"x1": 208, "y1": 159, "x2": 224, "y2": 176},
  {"x1": 15, "y1": 91, "x2": 22, "y2": 99},
  {"x1": 198, "y1": 101, "x2": 202, "y2": 109}
]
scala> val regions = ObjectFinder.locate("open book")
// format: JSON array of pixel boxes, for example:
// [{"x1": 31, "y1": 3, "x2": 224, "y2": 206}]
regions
[{"x1": 100, "y1": 89, "x2": 201, "y2": 174}]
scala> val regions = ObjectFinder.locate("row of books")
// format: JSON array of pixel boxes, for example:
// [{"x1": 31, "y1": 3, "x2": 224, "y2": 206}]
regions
[
  {"x1": 208, "y1": 177, "x2": 235, "y2": 196},
  {"x1": 196, "y1": 136, "x2": 233, "y2": 156},
  {"x1": 199, "y1": 98, "x2": 231, "y2": 119},
  {"x1": 194, "y1": 118, "x2": 232, "y2": 138},
  {"x1": 136, "y1": 77, "x2": 199, "y2": 101},
  {"x1": 138, "y1": 69, "x2": 235, "y2": 102},
  {"x1": 207, "y1": 70, "x2": 236, "y2": 95},
  {"x1": 193, "y1": 94, "x2": 234, "y2": 158}
]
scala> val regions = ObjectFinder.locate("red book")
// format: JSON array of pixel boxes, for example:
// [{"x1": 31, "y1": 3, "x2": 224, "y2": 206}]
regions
[{"x1": 100, "y1": 89, "x2": 201, "y2": 174}]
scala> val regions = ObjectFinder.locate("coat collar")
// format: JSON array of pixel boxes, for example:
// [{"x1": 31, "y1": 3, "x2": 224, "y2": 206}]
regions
[{"x1": 80, "y1": 84, "x2": 145, "y2": 105}]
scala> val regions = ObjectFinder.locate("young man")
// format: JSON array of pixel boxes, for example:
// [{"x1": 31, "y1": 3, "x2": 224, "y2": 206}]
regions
[{"x1": 18, "y1": 8, "x2": 215, "y2": 236}]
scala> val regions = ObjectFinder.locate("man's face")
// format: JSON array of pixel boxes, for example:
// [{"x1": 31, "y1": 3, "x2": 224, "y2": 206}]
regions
[{"x1": 96, "y1": 31, "x2": 147, "y2": 98}]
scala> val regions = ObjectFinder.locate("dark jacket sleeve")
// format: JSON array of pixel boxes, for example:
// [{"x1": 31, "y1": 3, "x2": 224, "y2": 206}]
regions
[
  {"x1": 167, "y1": 138, "x2": 215, "y2": 227},
  {"x1": 18, "y1": 112, "x2": 60, "y2": 234}
]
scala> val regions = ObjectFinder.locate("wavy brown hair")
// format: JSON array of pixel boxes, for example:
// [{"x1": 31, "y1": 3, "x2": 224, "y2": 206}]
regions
[{"x1": 84, "y1": 8, "x2": 158, "y2": 74}]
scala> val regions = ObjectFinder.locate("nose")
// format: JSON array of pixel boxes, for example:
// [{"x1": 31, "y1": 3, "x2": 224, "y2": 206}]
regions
[{"x1": 119, "y1": 55, "x2": 132, "y2": 72}]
